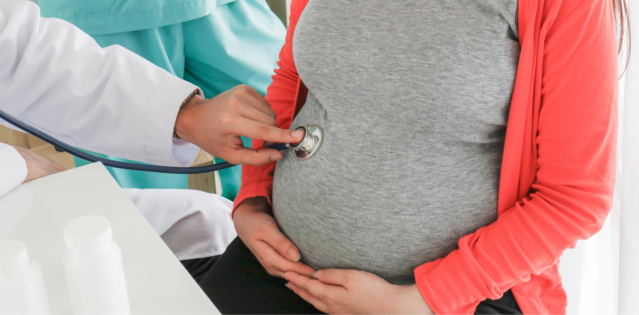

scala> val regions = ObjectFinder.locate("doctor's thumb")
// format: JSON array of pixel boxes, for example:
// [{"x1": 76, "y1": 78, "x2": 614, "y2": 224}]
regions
[{"x1": 232, "y1": 147, "x2": 283, "y2": 166}]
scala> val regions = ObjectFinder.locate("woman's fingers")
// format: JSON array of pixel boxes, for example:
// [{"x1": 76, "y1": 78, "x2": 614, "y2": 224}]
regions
[
  {"x1": 313, "y1": 269, "x2": 353, "y2": 286},
  {"x1": 255, "y1": 240, "x2": 315, "y2": 277},
  {"x1": 260, "y1": 221, "x2": 301, "y2": 262},
  {"x1": 286, "y1": 282, "x2": 328, "y2": 312},
  {"x1": 284, "y1": 271, "x2": 339, "y2": 299},
  {"x1": 234, "y1": 199, "x2": 316, "y2": 279},
  {"x1": 256, "y1": 221, "x2": 316, "y2": 275}
]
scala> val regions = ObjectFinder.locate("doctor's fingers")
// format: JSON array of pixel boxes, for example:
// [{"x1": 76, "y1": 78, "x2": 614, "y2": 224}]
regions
[
  {"x1": 236, "y1": 102, "x2": 277, "y2": 127},
  {"x1": 225, "y1": 147, "x2": 282, "y2": 165},
  {"x1": 15, "y1": 146, "x2": 66, "y2": 182},
  {"x1": 227, "y1": 117, "x2": 304, "y2": 144},
  {"x1": 229, "y1": 85, "x2": 276, "y2": 119}
]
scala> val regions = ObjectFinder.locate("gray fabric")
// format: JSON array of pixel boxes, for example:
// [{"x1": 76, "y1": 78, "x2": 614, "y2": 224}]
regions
[{"x1": 272, "y1": 0, "x2": 520, "y2": 284}]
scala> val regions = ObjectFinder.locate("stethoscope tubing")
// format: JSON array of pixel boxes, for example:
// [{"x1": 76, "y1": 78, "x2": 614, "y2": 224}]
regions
[{"x1": 0, "y1": 108, "x2": 289, "y2": 174}]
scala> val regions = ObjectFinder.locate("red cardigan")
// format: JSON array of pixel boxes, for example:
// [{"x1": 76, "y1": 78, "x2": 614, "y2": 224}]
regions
[{"x1": 235, "y1": 0, "x2": 618, "y2": 313}]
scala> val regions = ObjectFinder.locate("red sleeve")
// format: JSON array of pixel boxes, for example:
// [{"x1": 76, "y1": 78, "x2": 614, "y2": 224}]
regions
[
  {"x1": 414, "y1": 1, "x2": 618, "y2": 314},
  {"x1": 233, "y1": 0, "x2": 308, "y2": 216}
]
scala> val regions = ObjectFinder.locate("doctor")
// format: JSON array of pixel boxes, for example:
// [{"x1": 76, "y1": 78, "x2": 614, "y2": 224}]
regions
[
  {"x1": 0, "y1": 0, "x2": 303, "y2": 184},
  {"x1": 37, "y1": 0, "x2": 287, "y2": 199},
  {"x1": 0, "y1": 0, "x2": 302, "y2": 274}
]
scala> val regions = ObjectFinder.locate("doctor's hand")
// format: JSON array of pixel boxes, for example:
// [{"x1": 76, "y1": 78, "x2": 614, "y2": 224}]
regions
[
  {"x1": 234, "y1": 196, "x2": 316, "y2": 278},
  {"x1": 284, "y1": 269, "x2": 434, "y2": 314},
  {"x1": 14, "y1": 146, "x2": 65, "y2": 182},
  {"x1": 174, "y1": 85, "x2": 304, "y2": 166}
]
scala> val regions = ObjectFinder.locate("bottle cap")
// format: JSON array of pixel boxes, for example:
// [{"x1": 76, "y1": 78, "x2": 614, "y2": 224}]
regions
[
  {"x1": 0, "y1": 240, "x2": 29, "y2": 277},
  {"x1": 64, "y1": 216, "x2": 113, "y2": 253}
]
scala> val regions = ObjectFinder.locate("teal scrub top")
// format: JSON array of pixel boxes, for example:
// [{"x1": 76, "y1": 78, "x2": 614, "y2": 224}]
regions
[
  {"x1": 39, "y1": 0, "x2": 235, "y2": 35},
  {"x1": 39, "y1": 0, "x2": 286, "y2": 200}
]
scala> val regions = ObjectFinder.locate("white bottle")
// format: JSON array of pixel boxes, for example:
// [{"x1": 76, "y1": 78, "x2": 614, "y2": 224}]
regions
[
  {"x1": 0, "y1": 240, "x2": 50, "y2": 314},
  {"x1": 63, "y1": 216, "x2": 131, "y2": 315}
]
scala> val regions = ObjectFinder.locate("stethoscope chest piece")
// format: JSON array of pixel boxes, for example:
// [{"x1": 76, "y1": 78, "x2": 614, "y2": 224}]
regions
[{"x1": 287, "y1": 125, "x2": 324, "y2": 160}]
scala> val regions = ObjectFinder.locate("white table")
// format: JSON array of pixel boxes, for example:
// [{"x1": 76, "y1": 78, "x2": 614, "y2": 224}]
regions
[{"x1": 0, "y1": 163, "x2": 219, "y2": 314}]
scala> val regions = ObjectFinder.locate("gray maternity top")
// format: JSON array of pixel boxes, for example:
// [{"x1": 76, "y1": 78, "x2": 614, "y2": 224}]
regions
[{"x1": 273, "y1": 0, "x2": 520, "y2": 285}]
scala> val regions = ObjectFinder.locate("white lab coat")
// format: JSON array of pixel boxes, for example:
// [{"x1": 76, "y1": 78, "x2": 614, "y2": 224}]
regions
[
  {"x1": 0, "y1": 0, "x2": 236, "y2": 260},
  {"x1": 124, "y1": 189, "x2": 236, "y2": 260}
]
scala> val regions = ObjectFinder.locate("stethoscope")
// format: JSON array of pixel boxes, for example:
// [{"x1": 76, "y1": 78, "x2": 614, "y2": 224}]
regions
[{"x1": 0, "y1": 108, "x2": 324, "y2": 174}]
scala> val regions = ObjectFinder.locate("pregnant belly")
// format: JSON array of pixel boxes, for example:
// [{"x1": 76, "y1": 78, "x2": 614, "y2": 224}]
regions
[
  {"x1": 271, "y1": 93, "x2": 501, "y2": 284},
  {"x1": 272, "y1": 133, "x2": 500, "y2": 285}
]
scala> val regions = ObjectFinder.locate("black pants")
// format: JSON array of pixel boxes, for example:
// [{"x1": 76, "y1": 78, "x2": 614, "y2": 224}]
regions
[
  {"x1": 181, "y1": 255, "x2": 220, "y2": 283},
  {"x1": 198, "y1": 237, "x2": 523, "y2": 315}
]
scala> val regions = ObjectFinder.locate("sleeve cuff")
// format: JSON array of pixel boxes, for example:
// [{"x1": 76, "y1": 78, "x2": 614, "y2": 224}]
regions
[
  {"x1": 232, "y1": 181, "x2": 273, "y2": 218},
  {"x1": 0, "y1": 144, "x2": 28, "y2": 197},
  {"x1": 142, "y1": 76, "x2": 202, "y2": 166},
  {"x1": 170, "y1": 89, "x2": 203, "y2": 166},
  {"x1": 172, "y1": 140, "x2": 200, "y2": 167},
  {"x1": 414, "y1": 231, "x2": 497, "y2": 314}
]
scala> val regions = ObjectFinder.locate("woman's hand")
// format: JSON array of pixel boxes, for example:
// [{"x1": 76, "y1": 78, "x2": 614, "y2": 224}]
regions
[
  {"x1": 14, "y1": 146, "x2": 66, "y2": 182},
  {"x1": 234, "y1": 196, "x2": 316, "y2": 278},
  {"x1": 283, "y1": 269, "x2": 434, "y2": 314}
]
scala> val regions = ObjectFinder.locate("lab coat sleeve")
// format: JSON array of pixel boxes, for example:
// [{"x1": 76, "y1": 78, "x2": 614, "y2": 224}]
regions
[
  {"x1": 0, "y1": 0, "x2": 200, "y2": 167},
  {"x1": 0, "y1": 143, "x2": 27, "y2": 198},
  {"x1": 124, "y1": 188, "x2": 237, "y2": 260}
]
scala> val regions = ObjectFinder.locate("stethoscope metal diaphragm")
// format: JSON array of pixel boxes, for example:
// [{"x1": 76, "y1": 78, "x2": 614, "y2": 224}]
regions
[{"x1": 286, "y1": 125, "x2": 324, "y2": 159}]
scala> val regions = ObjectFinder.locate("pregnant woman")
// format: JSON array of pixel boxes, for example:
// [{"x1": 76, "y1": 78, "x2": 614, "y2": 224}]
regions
[{"x1": 201, "y1": 0, "x2": 625, "y2": 314}]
